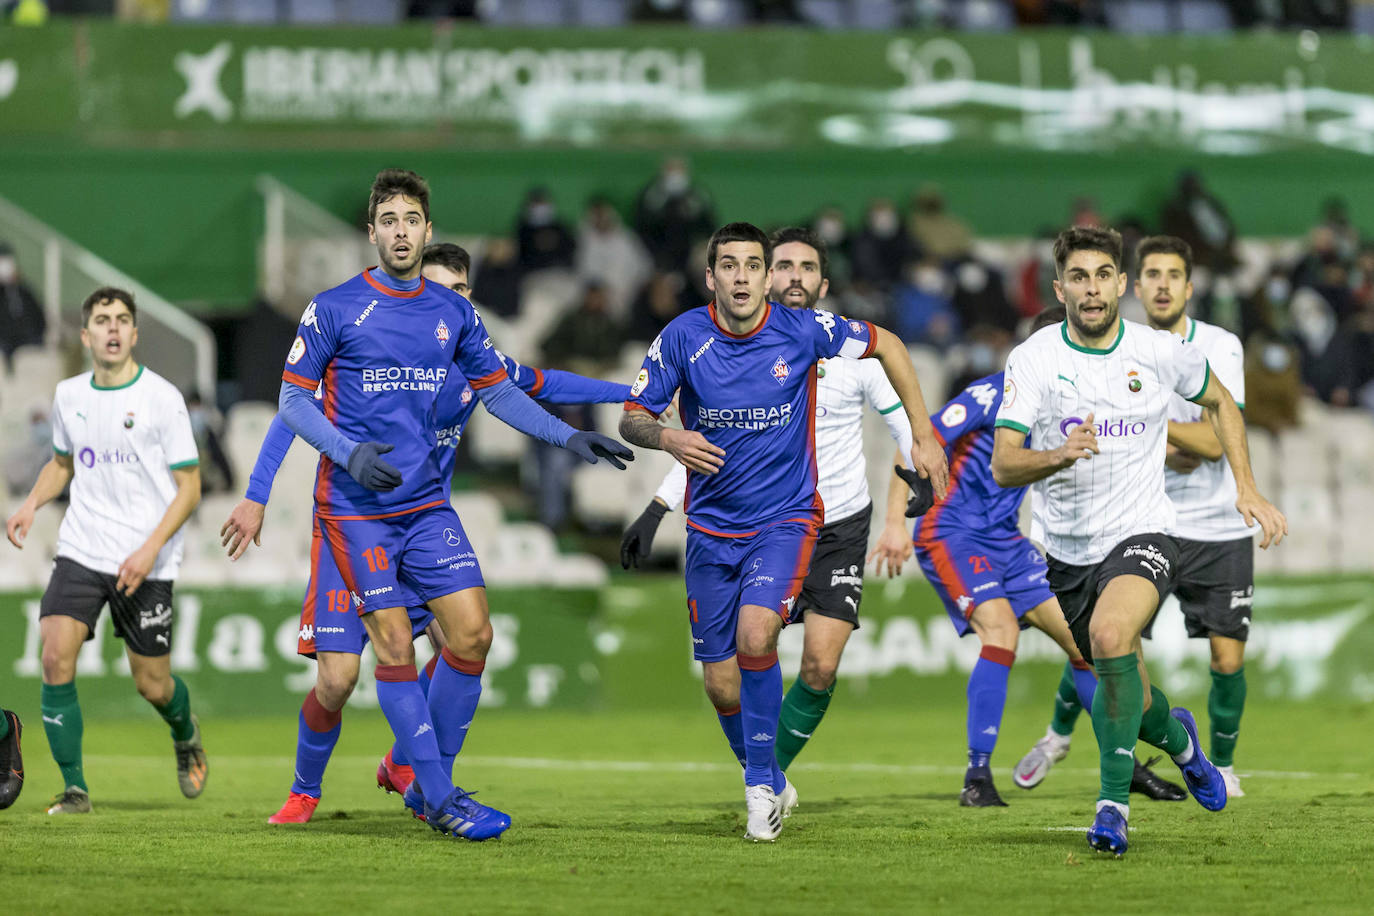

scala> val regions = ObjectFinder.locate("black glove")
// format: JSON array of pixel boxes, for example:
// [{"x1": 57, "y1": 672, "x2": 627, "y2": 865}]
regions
[
  {"x1": 566, "y1": 431, "x2": 635, "y2": 470},
  {"x1": 895, "y1": 464, "x2": 935, "y2": 518},
  {"x1": 621, "y1": 500, "x2": 668, "y2": 569},
  {"x1": 346, "y1": 441, "x2": 402, "y2": 492}
]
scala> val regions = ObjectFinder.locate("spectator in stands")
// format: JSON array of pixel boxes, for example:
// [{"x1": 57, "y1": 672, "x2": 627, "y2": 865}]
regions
[
  {"x1": 516, "y1": 187, "x2": 576, "y2": 274},
  {"x1": 627, "y1": 270, "x2": 689, "y2": 343},
  {"x1": 1320, "y1": 196, "x2": 1360, "y2": 263},
  {"x1": 1013, "y1": 0, "x2": 1107, "y2": 25},
  {"x1": 1242, "y1": 328, "x2": 1302, "y2": 434},
  {"x1": 187, "y1": 392, "x2": 235, "y2": 495},
  {"x1": 1014, "y1": 229, "x2": 1059, "y2": 320},
  {"x1": 811, "y1": 205, "x2": 854, "y2": 290},
  {"x1": 951, "y1": 258, "x2": 1018, "y2": 334},
  {"x1": 407, "y1": 0, "x2": 479, "y2": 17},
  {"x1": 541, "y1": 281, "x2": 625, "y2": 370},
  {"x1": 908, "y1": 185, "x2": 972, "y2": 263},
  {"x1": 4, "y1": 406, "x2": 50, "y2": 497},
  {"x1": 1161, "y1": 169, "x2": 1238, "y2": 271},
  {"x1": 1070, "y1": 195, "x2": 1105, "y2": 229},
  {"x1": 631, "y1": 0, "x2": 688, "y2": 21},
  {"x1": 1242, "y1": 265, "x2": 1292, "y2": 342},
  {"x1": 471, "y1": 238, "x2": 522, "y2": 318},
  {"x1": 851, "y1": 198, "x2": 915, "y2": 290},
  {"x1": 1352, "y1": 243, "x2": 1374, "y2": 312},
  {"x1": 634, "y1": 157, "x2": 715, "y2": 274},
  {"x1": 0, "y1": 242, "x2": 46, "y2": 374},
  {"x1": 891, "y1": 257, "x2": 959, "y2": 346},
  {"x1": 576, "y1": 195, "x2": 651, "y2": 320}
]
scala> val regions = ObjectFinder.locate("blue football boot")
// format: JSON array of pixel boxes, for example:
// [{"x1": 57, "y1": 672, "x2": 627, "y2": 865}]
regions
[
  {"x1": 424, "y1": 786, "x2": 511, "y2": 841},
  {"x1": 1086, "y1": 805, "x2": 1129, "y2": 857},
  {"x1": 1170, "y1": 707, "x2": 1228, "y2": 812},
  {"x1": 402, "y1": 782, "x2": 427, "y2": 822}
]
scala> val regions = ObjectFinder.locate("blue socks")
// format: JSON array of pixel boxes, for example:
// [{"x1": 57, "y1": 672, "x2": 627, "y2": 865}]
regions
[
  {"x1": 290, "y1": 689, "x2": 342, "y2": 798},
  {"x1": 1071, "y1": 657, "x2": 1098, "y2": 710},
  {"x1": 374, "y1": 664, "x2": 450, "y2": 802},
  {"x1": 967, "y1": 646, "x2": 1014, "y2": 770},
  {"x1": 738, "y1": 652, "x2": 786, "y2": 794},
  {"x1": 427, "y1": 648, "x2": 484, "y2": 779},
  {"x1": 390, "y1": 654, "x2": 439, "y2": 768},
  {"x1": 715, "y1": 703, "x2": 746, "y2": 766}
]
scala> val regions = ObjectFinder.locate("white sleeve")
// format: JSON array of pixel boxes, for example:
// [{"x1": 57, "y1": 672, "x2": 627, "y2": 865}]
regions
[
  {"x1": 654, "y1": 460, "x2": 688, "y2": 511},
  {"x1": 995, "y1": 342, "x2": 1045, "y2": 434},
  {"x1": 862, "y1": 362, "x2": 914, "y2": 470},
  {"x1": 51, "y1": 390, "x2": 71, "y2": 456},
  {"x1": 1211, "y1": 331, "x2": 1246, "y2": 408},
  {"x1": 161, "y1": 388, "x2": 201, "y2": 469},
  {"x1": 1172, "y1": 335, "x2": 1211, "y2": 403}
]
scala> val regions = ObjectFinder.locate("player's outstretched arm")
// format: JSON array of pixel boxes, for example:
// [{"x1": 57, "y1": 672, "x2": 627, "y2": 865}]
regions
[
  {"x1": 866, "y1": 325, "x2": 948, "y2": 499},
  {"x1": 6, "y1": 453, "x2": 74, "y2": 549},
  {"x1": 620, "y1": 409, "x2": 724, "y2": 474},
  {"x1": 1193, "y1": 376, "x2": 1288, "y2": 548},
  {"x1": 117, "y1": 465, "x2": 201, "y2": 597},
  {"x1": 478, "y1": 377, "x2": 633, "y2": 468},
  {"x1": 990, "y1": 419, "x2": 1098, "y2": 488},
  {"x1": 278, "y1": 381, "x2": 400, "y2": 491}
]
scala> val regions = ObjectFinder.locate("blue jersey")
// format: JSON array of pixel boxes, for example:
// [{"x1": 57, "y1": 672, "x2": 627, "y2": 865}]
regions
[
  {"x1": 251, "y1": 352, "x2": 629, "y2": 505},
  {"x1": 627, "y1": 301, "x2": 875, "y2": 535},
  {"x1": 913, "y1": 371, "x2": 1027, "y2": 543},
  {"x1": 281, "y1": 268, "x2": 507, "y2": 519}
]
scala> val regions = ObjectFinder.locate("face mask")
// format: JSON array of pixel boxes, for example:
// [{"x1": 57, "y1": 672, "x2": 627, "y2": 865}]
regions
[
  {"x1": 869, "y1": 210, "x2": 899, "y2": 237},
  {"x1": 1261, "y1": 343, "x2": 1291, "y2": 372},
  {"x1": 915, "y1": 268, "x2": 945, "y2": 294},
  {"x1": 1266, "y1": 278, "x2": 1291, "y2": 303},
  {"x1": 968, "y1": 342, "x2": 995, "y2": 371},
  {"x1": 816, "y1": 218, "x2": 844, "y2": 244},
  {"x1": 526, "y1": 203, "x2": 555, "y2": 226},
  {"x1": 661, "y1": 171, "x2": 689, "y2": 195},
  {"x1": 0, "y1": 257, "x2": 15, "y2": 284}
]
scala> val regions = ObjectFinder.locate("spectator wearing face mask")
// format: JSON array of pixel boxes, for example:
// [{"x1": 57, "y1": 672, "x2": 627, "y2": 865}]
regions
[
  {"x1": 892, "y1": 257, "x2": 959, "y2": 346},
  {"x1": 1161, "y1": 170, "x2": 1238, "y2": 272},
  {"x1": 0, "y1": 242, "x2": 46, "y2": 373},
  {"x1": 576, "y1": 195, "x2": 651, "y2": 321},
  {"x1": 516, "y1": 187, "x2": 576, "y2": 274},
  {"x1": 634, "y1": 157, "x2": 715, "y2": 275},
  {"x1": 852, "y1": 198, "x2": 916, "y2": 290}
]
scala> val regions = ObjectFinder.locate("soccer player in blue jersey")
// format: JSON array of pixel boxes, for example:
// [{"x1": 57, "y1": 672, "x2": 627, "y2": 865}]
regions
[
  {"x1": 619, "y1": 222, "x2": 948, "y2": 841},
  {"x1": 222, "y1": 242, "x2": 631, "y2": 824},
  {"x1": 896, "y1": 308, "x2": 1095, "y2": 807},
  {"x1": 274, "y1": 170, "x2": 632, "y2": 840}
]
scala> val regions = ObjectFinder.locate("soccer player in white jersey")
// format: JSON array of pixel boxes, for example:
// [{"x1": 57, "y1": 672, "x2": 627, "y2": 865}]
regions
[
  {"x1": 6, "y1": 288, "x2": 208, "y2": 815},
  {"x1": 1015, "y1": 235, "x2": 1257, "y2": 800},
  {"x1": 990, "y1": 227, "x2": 1285, "y2": 857},
  {"x1": 620, "y1": 227, "x2": 919, "y2": 773}
]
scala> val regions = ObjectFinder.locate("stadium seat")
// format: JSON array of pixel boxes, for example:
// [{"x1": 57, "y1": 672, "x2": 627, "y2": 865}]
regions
[
  {"x1": 227, "y1": 0, "x2": 280, "y2": 23},
  {"x1": 285, "y1": 0, "x2": 334, "y2": 23},
  {"x1": 169, "y1": 0, "x2": 232, "y2": 22},
  {"x1": 481, "y1": 0, "x2": 567, "y2": 26},
  {"x1": 1356, "y1": 4, "x2": 1374, "y2": 35},
  {"x1": 688, "y1": 0, "x2": 748, "y2": 27},
  {"x1": 1178, "y1": 0, "x2": 1233, "y2": 32},
  {"x1": 10, "y1": 346, "x2": 62, "y2": 397},
  {"x1": 573, "y1": 0, "x2": 629, "y2": 25},
  {"x1": 1104, "y1": 0, "x2": 1172, "y2": 33},
  {"x1": 952, "y1": 0, "x2": 1015, "y2": 31},
  {"x1": 850, "y1": 0, "x2": 901, "y2": 29},
  {"x1": 798, "y1": 0, "x2": 847, "y2": 28},
  {"x1": 339, "y1": 0, "x2": 401, "y2": 22}
]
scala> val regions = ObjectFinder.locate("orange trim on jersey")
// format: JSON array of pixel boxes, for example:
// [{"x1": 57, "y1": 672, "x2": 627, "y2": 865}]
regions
[
  {"x1": 860, "y1": 321, "x2": 878, "y2": 359},
  {"x1": 363, "y1": 268, "x2": 427, "y2": 299},
  {"x1": 920, "y1": 536, "x2": 974, "y2": 617},
  {"x1": 804, "y1": 365, "x2": 825, "y2": 521},
  {"x1": 282, "y1": 370, "x2": 318, "y2": 390},
  {"x1": 318, "y1": 517, "x2": 365, "y2": 616},
  {"x1": 316, "y1": 498, "x2": 447, "y2": 522},
  {"x1": 313, "y1": 366, "x2": 337, "y2": 512},
  {"x1": 623, "y1": 401, "x2": 661, "y2": 419},
  {"x1": 713, "y1": 702, "x2": 741, "y2": 716},
  {"x1": 915, "y1": 434, "x2": 974, "y2": 544},
  {"x1": 781, "y1": 518, "x2": 822, "y2": 621},
  {"x1": 686, "y1": 515, "x2": 819, "y2": 540},
  {"x1": 527, "y1": 367, "x2": 546, "y2": 396},
  {"x1": 932, "y1": 426, "x2": 948, "y2": 449},
  {"x1": 707, "y1": 300, "x2": 772, "y2": 340},
  {"x1": 297, "y1": 521, "x2": 323, "y2": 657},
  {"x1": 469, "y1": 367, "x2": 507, "y2": 391}
]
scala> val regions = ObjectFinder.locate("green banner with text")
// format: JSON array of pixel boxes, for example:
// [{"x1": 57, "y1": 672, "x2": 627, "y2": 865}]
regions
[{"x1": 4, "y1": 22, "x2": 1374, "y2": 154}]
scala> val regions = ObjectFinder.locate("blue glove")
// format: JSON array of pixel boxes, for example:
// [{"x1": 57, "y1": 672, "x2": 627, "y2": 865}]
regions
[
  {"x1": 566, "y1": 431, "x2": 634, "y2": 470},
  {"x1": 346, "y1": 442, "x2": 402, "y2": 491}
]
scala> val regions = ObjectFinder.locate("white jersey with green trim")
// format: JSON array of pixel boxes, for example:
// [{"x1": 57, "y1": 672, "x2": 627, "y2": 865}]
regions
[
  {"x1": 996, "y1": 318, "x2": 1210, "y2": 565},
  {"x1": 1166, "y1": 317, "x2": 1254, "y2": 542},
  {"x1": 655, "y1": 355, "x2": 912, "y2": 526},
  {"x1": 49, "y1": 366, "x2": 199, "y2": 580}
]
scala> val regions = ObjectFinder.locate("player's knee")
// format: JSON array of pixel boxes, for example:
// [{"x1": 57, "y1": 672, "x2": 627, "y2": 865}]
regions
[
  {"x1": 703, "y1": 679, "x2": 738, "y2": 709},
  {"x1": 40, "y1": 647, "x2": 76, "y2": 684},
  {"x1": 799, "y1": 655, "x2": 837, "y2": 691},
  {"x1": 316, "y1": 671, "x2": 357, "y2": 709},
  {"x1": 1210, "y1": 653, "x2": 1243, "y2": 675},
  {"x1": 133, "y1": 671, "x2": 173, "y2": 705},
  {"x1": 1088, "y1": 620, "x2": 1128, "y2": 658}
]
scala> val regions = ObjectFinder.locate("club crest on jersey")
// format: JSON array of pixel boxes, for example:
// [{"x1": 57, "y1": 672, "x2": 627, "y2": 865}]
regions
[
  {"x1": 460, "y1": 387, "x2": 473, "y2": 405},
  {"x1": 771, "y1": 355, "x2": 791, "y2": 385},
  {"x1": 435, "y1": 318, "x2": 451, "y2": 347},
  {"x1": 123, "y1": 411, "x2": 136, "y2": 429},
  {"x1": 849, "y1": 319, "x2": 863, "y2": 335},
  {"x1": 1127, "y1": 370, "x2": 1142, "y2": 393}
]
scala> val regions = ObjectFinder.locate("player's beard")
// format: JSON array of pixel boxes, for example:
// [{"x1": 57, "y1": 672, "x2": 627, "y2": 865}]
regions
[
  {"x1": 1145, "y1": 297, "x2": 1187, "y2": 332},
  {"x1": 776, "y1": 282, "x2": 819, "y2": 311},
  {"x1": 1066, "y1": 295, "x2": 1119, "y2": 340},
  {"x1": 379, "y1": 244, "x2": 421, "y2": 277}
]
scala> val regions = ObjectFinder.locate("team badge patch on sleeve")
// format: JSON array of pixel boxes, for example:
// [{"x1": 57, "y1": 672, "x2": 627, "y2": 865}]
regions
[
  {"x1": 435, "y1": 319, "x2": 451, "y2": 347},
  {"x1": 772, "y1": 356, "x2": 791, "y2": 384},
  {"x1": 631, "y1": 368, "x2": 649, "y2": 397}
]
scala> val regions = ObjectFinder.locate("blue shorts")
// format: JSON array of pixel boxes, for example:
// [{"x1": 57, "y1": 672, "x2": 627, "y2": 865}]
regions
[
  {"x1": 318, "y1": 504, "x2": 484, "y2": 613},
  {"x1": 914, "y1": 531, "x2": 1054, "y2": 637},
  {"x1": 684, "y1": 519, "x2": 819, "y2": 663},
  {"x1": 297, "y1": 517, "x2": 434, "y2": 658}
]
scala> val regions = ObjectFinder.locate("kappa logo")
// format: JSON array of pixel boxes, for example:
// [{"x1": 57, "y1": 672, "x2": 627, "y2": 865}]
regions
[
  {"x1": 781, "y1": 595, "x2": 797, "y2": 614},
  {"x1": 689, "y1": 336, "x2": 716, "y2": 364},
  {"x1": 771, "y1": 355, "x2": 791, "y2": 385},
  {"x1": 968, "y1": 382, "x2": 998, "y2": 414},
  {"x1": 646, "y1": 334, "x2": 665, "y2": 369},
  {"x1": 354, "y1": 299, "x2": 378, "y2": 327},
  {"x1": 413, "y1": 723, "x2": 432, "y2": 738},
  {"x1": 956, "y1": 594, "x2": 972, "y2": 612},
  {"x1": 350, "y1": 591, "x2": 363, "y2": 608},
  {"x1": 435, "y1": 318, "x2": 451, "y2": 347},
  {"x1": 299, "y1": 300, "x2": 321, "y2": 333},
  {"x1": 174, "y1": 42, "x2": 234, "y2": 122},
  {"x1": 812, "y1": 308, "x2": 837, "y2": 341},
  {"x1": 751, "y1": 732, "x2": 774, "y2": 743},
  {"x1": 298, "y1": 624, "x2": 314, "y2": 642}
]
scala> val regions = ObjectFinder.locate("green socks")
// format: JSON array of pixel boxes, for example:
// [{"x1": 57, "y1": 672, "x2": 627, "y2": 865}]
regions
[
  {"x1": 775, "y1": 677, "x2": 833, "y2": 771},
  {"x1": 0, "y1": 708, "x2": 9, "y2": 741},
  {"x1": 1050, "y1": 660, "x2": 1084, "y2": 737},
  {"x1": 1138, "y1": 684, "x2": 1191, "y2": 758},
  {"x1": 1208, "y1": 667, "x2": 1246, "y2": 767},
  {"x1": 1089, "y1": 654, "x2": 1143, "y2": 805},
  {"x1": 154, "y1": 675, "x2": 195, "y2": 742},
  {"x1": 41, "y1": 681, "x2": 87, "y2": 791}
]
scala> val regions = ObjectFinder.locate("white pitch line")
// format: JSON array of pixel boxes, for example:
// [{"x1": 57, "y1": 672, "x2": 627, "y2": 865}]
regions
[{"x1": 82, "y1": 754, "x2": 1362, "y2": 781}]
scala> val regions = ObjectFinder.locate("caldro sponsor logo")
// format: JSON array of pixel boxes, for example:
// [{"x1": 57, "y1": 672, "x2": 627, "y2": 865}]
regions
[{"x1": 1058, "y1": 415, "x2": 1146, "y2": 439}]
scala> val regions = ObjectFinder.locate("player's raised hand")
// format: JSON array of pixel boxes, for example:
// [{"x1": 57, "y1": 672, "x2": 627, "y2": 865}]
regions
[
  {"x1": 566, "y1": 431, "x2": 635, "y2": 469},
  {"x1": 1236, "y1": 490, "x2": 1288, "y2": 549},
  {"x1": 867, "y1": 518, "x2": 913, "y2": 578},
  {"x1": 1059, "y1": 412, "x2": 1099, "y2": 464},
  {"x1": 220, "y1": 498, "x2": 266, "y2": 561},
  {"x1": 620, "y1": 499, "x2": 668, "y2": 569},
  {"x1": 909, "y1": 435, "x2": 950, "y2": 501},
  {"x1": 5, "y1": 506, "x2": 34, "y2": 549},
  {"x1": 116, "y1": 542, "x2": 158, "y2": 596},
  {"x1": 346, "y1": 441, "x2": 402, "y2": 491},
  {"x1": 662, "y1": 428, "x2": 725, "y2": 475}
]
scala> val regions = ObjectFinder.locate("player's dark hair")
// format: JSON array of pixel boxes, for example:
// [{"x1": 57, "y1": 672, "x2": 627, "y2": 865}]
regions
[
  {"x1": 769, "y1": 226, "x2": 829, "y2": 279},
  {"x1": 1030, "y1": 306, "x2": 1066, "y2": 334},
  {"x1": 81, "y1": 286, "x2": 137, "y2": 326},
  {"x1": 1052, "y1": 226, "x2": 1123, "y2": 277},
  {"x1": 1134, "y1": 235, "x2": 1194, "y2": 280},
  {"x1": 706, "y1": 222, "x2": 771, "y2": 270},
  {"x1": 422, "y1": 242, "x2": 471, "y2": 276},
  {"x1": 368, "y1": 168, "x2": 431, "y2": 225}
]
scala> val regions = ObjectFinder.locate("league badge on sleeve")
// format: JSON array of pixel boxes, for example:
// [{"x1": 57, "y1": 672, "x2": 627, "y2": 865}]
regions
[
  {"x1": 435, "y1": 318, "x2": 451, "y2": 347},
  {"x1": 631, "y1": 368, "x2": 649, "y2": 397},
  {"x1": 287, "y1": 335, "x2": 306, "y2": 365}
]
